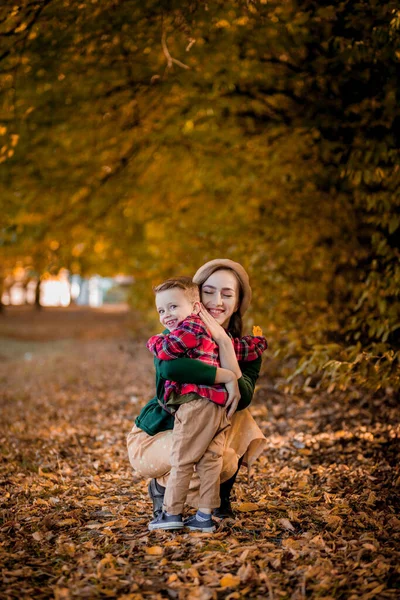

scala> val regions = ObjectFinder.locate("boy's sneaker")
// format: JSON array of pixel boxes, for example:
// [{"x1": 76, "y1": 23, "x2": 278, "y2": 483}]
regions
[
  {"x1": 148, "y1": 511, "x2": 183, "y2": 531},
  {"x1": 184, "y1": 514, "x2": 216, "y2": 533}
]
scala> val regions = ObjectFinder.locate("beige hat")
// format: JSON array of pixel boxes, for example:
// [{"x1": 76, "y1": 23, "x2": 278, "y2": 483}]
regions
[{"x1": 192, "y1": 258, "x2": 252, "y2": 315}]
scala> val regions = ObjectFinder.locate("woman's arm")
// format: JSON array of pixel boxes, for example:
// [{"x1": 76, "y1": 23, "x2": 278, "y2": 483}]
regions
[
  {"x1": 157, "y1": 357, "x2": 217, "y2": 385},
  {"x1": 236, "y1": 356, "x2": 262, "y2": 411}
]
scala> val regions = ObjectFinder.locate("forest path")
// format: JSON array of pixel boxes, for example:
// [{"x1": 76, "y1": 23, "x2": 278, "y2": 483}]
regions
[{"x1": 0, "y1": 307, "x2": 398, "y2": 599}]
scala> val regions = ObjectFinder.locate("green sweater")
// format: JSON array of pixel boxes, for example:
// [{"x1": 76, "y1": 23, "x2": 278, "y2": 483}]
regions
[{"x1": 135, "y1": 356, "x2": 262, "y2": 436}]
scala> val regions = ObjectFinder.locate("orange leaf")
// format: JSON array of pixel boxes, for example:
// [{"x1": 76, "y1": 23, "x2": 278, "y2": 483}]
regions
[
  {"x1": 252, "y1": 325, "x2": 263, "y2": 336},
  {"x1": 236, "y1": 502, "x2": 260, "y2": 512},
  {"x1": 220, "y1": 574, "x2": 241, "y2": 588},
  {"x1": 145, "y1": 546, "x2": 163, "y2": 555}
]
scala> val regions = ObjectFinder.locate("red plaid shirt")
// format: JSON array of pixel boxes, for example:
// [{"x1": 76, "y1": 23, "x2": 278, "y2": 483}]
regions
[{"x1": 147, "y1": 314, "x2": 268, "y2": 407}]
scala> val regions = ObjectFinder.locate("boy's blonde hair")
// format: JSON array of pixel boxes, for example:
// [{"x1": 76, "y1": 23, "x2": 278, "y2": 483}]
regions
[{"x1": 153, "y1": 276, "x2": 200, "y2": 304}]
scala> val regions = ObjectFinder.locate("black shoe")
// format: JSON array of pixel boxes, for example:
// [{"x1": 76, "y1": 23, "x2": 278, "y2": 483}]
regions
[
  {"x1": 212, "y1": 500, "x2": 234, "y2": 520},
  {"x1": 148, "y1": 478, "x2": 165, "y2": 519},
  {"x1": 212, "y1": 456, "x2": 244, "y2": 520}
]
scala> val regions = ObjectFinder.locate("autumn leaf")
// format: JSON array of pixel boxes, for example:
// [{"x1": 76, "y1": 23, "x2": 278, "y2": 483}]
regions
[
  {"x1": 278, "y1": 518, "x2": 295, "y2": 531},
  {"x1": 145, "y1": 546, "x2": 163, "y2": 555},
  {"x1": 220, "y1": 574, "x2": 241, "y2": 588},
  {"x1": 252, "y1": 325, "x2": 263, "y2": 336},
  {"x1": 236, "y1": 502, "x2": 261, "y2": 512}
]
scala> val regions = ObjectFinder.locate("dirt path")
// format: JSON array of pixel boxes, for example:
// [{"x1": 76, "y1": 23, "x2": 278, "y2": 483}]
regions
[{"x1": 0, "y1": 307, "x2": 398, "y2": 599}]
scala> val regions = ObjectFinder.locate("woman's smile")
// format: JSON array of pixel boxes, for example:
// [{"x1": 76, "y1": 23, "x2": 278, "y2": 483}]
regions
[{"x1": 207, "y1": 308, "x2": 225, "y2": 318}]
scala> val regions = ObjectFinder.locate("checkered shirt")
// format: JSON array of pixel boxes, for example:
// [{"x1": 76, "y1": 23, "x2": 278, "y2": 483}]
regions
[{"x1": 147, "y1": 314, "x2": 268, "y2": 407}]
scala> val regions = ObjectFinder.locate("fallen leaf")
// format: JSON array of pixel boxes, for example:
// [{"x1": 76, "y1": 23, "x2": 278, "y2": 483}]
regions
[
  {"x1": 238, "y1": 562, "x2": 259, "y2": 583},
  {"x1": 145, "y1": 546, "x2": 163, "y2": 555},
  {"x1": 220, "y1": 574, "x2": 241, "y2": 588},
  {"x1": 57, "y1": 518, "x2": 78, "y2": 526},
  {"x1": 236, "y1": 502, "x2": 260, "y2": 512},
  {"x1": 279, "y1": 518, "x2": 295, "y2": 531}
]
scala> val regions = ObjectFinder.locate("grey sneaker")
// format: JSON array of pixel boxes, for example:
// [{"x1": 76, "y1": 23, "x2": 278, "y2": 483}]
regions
[
  {"x1": 184, "y1": 514, "x2": 216, "y2": 533},
  {"x1": 148, "y1": 511, "x2": 183, "y2": 531}
]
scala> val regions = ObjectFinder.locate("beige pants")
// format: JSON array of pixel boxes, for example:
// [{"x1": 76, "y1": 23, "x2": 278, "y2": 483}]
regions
[
  {"x1": 164, "y1": 398, "x2": 230, "y2": 514},
  {"x1": 127, "y1": 408, "x2": 267, "y2": 509}
]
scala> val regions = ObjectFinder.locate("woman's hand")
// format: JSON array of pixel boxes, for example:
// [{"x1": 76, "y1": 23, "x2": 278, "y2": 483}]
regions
[
  {"x1": 225, "y1": 376, "x2": 240, "y2": 419},
  {"x1": 198, "y1": 304, "x2": 230, "y2": 344}
]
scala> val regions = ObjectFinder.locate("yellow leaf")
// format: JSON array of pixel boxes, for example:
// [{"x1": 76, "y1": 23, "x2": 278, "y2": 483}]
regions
[
  {"x1": 220, "y1": 574, "x2": 241, "y2": 588},
  {"x1": 252, "y1": 325, "x2": 263, "y2": 336},
  {"x1": 101, "y1": 519, "x2": 129, "y2": 528},
  {"x1": 145, "y1": 546, "x2": 163, "y2": 555},
  {"x1": 63, "y1": 543, "x2": 76, "y2": 556},
  {"x1": 38, "y1": 468, "x2": 58, "y2": 481},
  {"x1": 236, "y1": 502, "x2": 260, "y2": 512},
  {"x1": 167, "y1": 574, "x2": 178, "y2": 583},
  {"x1": 215, "y1": 20, "x2": 231, "y2": 29}
]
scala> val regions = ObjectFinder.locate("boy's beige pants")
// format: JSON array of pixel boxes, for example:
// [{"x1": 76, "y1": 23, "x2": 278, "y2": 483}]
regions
[
  {"x1": 163, "y1": 398, "x2": 230, "y2": 514},
  {"x1": 127, "y1": 407, "x2": 268, "y2": 509}
]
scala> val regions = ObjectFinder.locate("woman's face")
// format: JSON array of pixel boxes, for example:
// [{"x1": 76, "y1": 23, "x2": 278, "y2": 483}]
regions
[{"x1": 201, "y1": 269, "x2": 240, "y2": 328}]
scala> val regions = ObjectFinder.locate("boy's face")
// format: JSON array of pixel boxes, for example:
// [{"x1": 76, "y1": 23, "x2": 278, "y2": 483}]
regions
[{"x1": 155, "y1": 288, "x2": 196, "y2": 331}]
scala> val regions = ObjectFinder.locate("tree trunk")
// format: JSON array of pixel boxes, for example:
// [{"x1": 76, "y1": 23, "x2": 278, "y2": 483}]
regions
[
  {"x1": 35, "y1": 278, "x2": 42, "y2": 310},
  {"x1": 0, "y1": 276, "x2": 4, "y2": 313}
]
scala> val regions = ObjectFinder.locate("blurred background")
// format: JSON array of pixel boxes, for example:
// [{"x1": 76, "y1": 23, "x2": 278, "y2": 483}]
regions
[{"x1": 1, "y1": 0, "x2": 399, "y2": 393}]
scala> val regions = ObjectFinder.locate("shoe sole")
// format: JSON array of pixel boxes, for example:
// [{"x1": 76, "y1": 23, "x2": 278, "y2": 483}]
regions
[
  {"x1": 186, "y1": 525, "x2": 216, "y2": 533},
  {"x1": 148, "y1": 522, "x2": 183, "y2": 531}
]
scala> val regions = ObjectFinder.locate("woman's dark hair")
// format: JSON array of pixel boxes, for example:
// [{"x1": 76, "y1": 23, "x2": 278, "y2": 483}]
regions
[
  {"x1": 197, "y1": 266, "x2": 244, "y2": 338},
  {"x1": 228, "y1": 311, "x2": 243, "y2": 339}
]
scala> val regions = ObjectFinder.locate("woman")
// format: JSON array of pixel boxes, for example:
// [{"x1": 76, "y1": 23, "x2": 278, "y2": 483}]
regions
[{"x1": 127, "y1": 258, "x2": 267, "y2": 519}]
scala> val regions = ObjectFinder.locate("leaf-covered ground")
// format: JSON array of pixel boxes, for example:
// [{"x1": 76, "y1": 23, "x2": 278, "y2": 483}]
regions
[{"x1": 1, "y1": 307, "x2": 399, "y2": 599}]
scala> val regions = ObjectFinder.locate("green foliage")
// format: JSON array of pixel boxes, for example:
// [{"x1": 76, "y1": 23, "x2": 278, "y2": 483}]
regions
[{"x1": 0, "y1": 0, "x2": 399, "y2": 391}]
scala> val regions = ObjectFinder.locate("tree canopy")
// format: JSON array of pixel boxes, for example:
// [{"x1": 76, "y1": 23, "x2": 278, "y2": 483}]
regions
[{"x1": 1, "y1": 0, "x2": 399, "y2": 392}]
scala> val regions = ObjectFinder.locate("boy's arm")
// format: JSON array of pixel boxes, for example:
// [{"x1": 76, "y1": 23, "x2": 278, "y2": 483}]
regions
[
  {"x1": 146, "y1": 318, "x2": 202, "y2": 360},
  {"x1": 232, "y1": 336, "x2": 268, "y2": 362}
]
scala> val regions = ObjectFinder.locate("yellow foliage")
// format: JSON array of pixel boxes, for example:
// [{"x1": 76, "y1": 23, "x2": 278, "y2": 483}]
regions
[{"x1": 215, "y1": 20, "x2": 231, "y2": 29}]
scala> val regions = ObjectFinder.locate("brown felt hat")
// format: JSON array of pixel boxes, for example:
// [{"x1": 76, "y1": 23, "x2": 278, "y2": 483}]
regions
[{"x1": 192, "y1": 259, "x2": 252, "y2": 315}]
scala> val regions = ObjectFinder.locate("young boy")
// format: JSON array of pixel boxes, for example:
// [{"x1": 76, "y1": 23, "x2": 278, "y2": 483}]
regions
[{"x1": 147, "y1": 277, "x2": 267, "y2": 532}]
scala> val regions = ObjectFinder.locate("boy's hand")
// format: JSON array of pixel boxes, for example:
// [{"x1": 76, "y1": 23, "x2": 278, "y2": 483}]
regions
[
  {"x1": 225, "y1": 377, "x2": 240, "y2": 419},
  {"x1": 198, "y1": 304, "x2": 229, "y2": 343}
]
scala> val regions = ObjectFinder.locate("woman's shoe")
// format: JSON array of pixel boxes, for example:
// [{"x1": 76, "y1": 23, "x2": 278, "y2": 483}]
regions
[
  {"x1": 212, "y1": 500, "x2": 234, "y2": 520},
  {"x1": 148, "y1": 478, "x2": 165, "y2": 518},
  {"x1": 212, "y1": 455, "x2": 244, "y2": 519}
]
